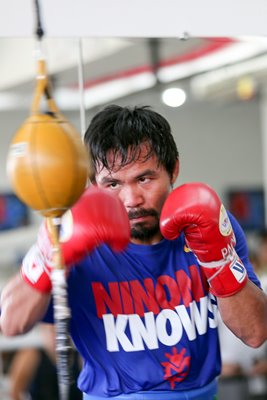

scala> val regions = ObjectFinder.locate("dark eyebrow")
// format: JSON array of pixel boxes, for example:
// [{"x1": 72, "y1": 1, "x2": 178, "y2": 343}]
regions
[
  {"x1": 99, "y1": 169, "x2": 158, "y2": 185},
  {"x1": 99, "y1": 176, "x2": 120, "y2": 185},
  {"x1": 135, "y1": 169, "x2": 158, "y2": 179}
]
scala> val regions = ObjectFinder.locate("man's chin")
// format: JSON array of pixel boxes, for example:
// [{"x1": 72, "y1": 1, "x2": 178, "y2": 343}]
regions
[{"x1": 130, "y1": 224, "x2": 159, "y2": 241}]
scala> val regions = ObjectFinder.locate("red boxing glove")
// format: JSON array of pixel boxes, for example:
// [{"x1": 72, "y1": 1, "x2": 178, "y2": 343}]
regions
[
  {"x1": 21, "y1": 185, "x2": 130, "y2": 292},
  {"x1": 160, "y1": 182, "x2": 248, "y2": 297}
]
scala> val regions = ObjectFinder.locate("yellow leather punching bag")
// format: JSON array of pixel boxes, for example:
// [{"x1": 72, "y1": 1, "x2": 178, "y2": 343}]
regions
[{"x1": 6, "y1": 58, "x2": 90, "y2": 218}]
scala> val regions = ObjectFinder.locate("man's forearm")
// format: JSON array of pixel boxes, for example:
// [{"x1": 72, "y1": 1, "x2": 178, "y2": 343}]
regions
[
  {"x1": 218, "y1": 280, "x2": 267, "y2": 348},
  {"x1": 0, "y1": 273, "x2": 51, "y2": 336}
]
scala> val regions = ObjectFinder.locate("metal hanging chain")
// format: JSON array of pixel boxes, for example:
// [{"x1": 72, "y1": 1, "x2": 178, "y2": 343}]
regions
[{"x1": 48, "y1": 217, "x2": 73, "y2": 400}]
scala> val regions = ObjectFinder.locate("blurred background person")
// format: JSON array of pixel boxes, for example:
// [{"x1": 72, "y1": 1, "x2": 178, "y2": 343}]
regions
[
  {"x1": 7, "y1": 323, "x2": 82, "y2": 400},
  {"x1": 218, "y1": 313, "x2": 267, "y2": 400},
  {"x1": 218, "y1": 238, "x2": 267, "y2": 400}
]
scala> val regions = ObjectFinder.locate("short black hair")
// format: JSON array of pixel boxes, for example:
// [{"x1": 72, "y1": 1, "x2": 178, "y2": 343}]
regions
[{"x1": 84, "y1": 105, "x2": 179, "y2": 180}]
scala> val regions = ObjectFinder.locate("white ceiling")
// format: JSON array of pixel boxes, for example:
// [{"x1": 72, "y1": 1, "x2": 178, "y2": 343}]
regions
[{"x1": 1, "y1": 0, "x2": 267, "y2": 37}]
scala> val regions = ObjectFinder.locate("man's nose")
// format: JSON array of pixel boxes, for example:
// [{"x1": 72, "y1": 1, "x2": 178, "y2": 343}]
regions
[{"x1": 120, "y1": 185, "x2": 144, "y2": 208}]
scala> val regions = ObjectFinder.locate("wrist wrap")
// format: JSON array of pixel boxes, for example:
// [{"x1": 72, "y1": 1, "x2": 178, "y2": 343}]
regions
[
  {"x1": 21, "y1": 243, "x2": 52, "y2": 293},
  {"x1": 200, "y1": 251, "x2": 248, "y2": 297}
]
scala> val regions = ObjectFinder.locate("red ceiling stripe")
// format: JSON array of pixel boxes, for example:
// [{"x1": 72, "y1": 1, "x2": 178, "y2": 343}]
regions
[{"x1": 76, "y1": 37, "x2": 236, "y2": 89}]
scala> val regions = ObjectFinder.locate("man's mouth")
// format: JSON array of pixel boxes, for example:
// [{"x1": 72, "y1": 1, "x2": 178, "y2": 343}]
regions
[{"x1": 128, "y1": 209, "x2": 158, "y2": 221}]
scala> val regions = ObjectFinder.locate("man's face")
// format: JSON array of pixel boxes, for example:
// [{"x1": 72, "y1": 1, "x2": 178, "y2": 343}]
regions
[{"x1": 95, "y1": 144, "x2": 176, "y2": 245}]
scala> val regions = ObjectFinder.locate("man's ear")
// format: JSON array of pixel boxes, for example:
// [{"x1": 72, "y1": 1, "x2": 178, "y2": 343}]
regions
[{"x1": 171, "y1": 159, "x2": 180, "y2": 185}]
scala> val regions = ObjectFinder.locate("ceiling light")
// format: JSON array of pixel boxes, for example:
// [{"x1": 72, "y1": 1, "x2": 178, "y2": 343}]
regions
[{"x1": 162, "y1": 87, "x2": 186, "y2": 107}]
